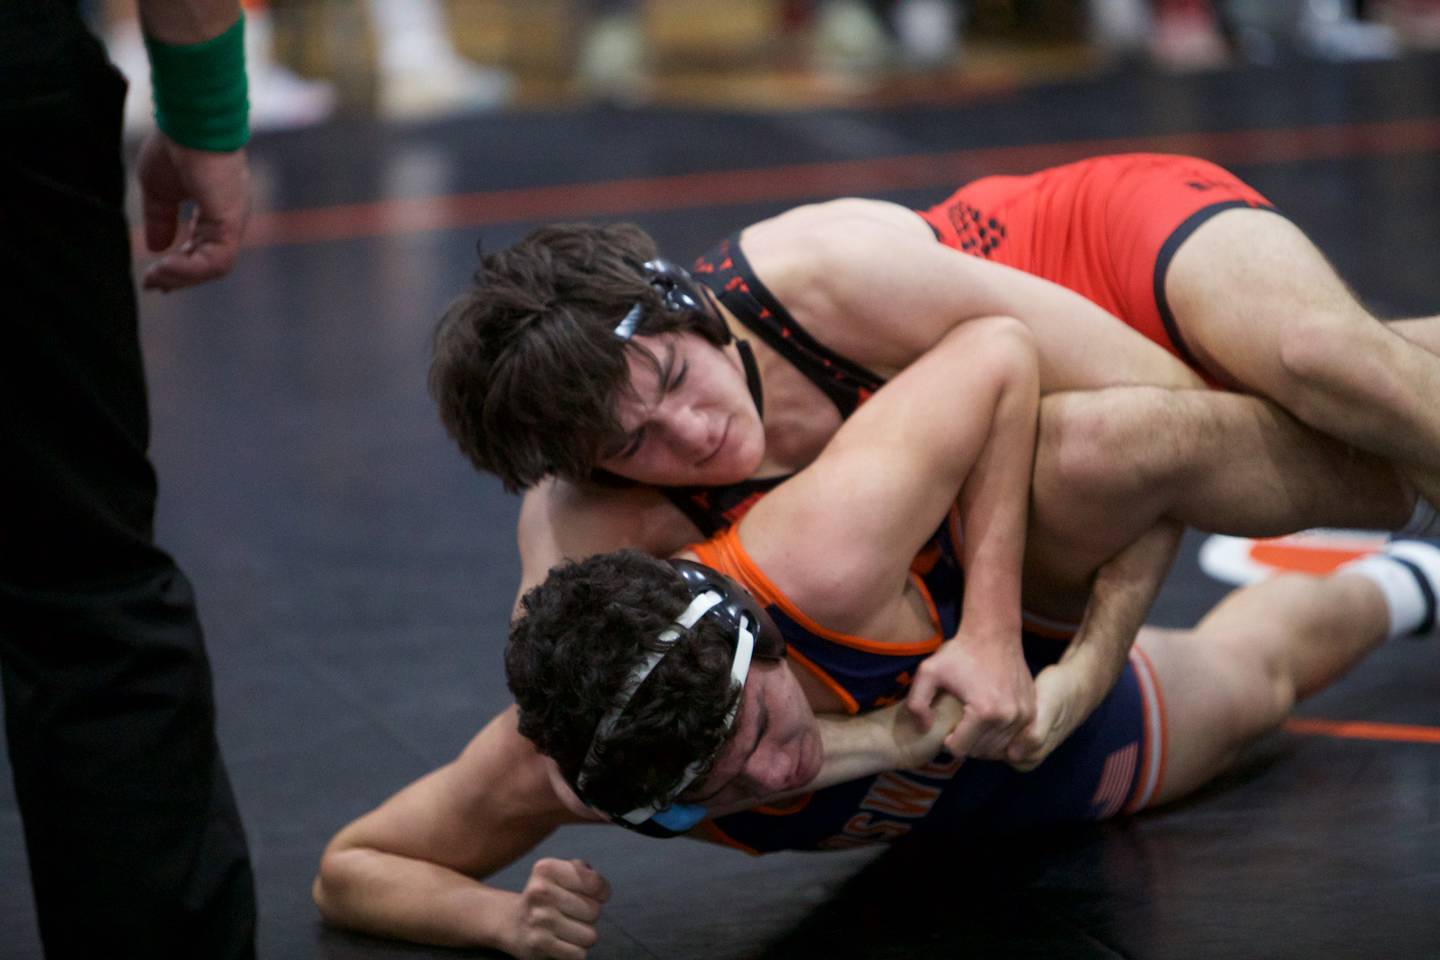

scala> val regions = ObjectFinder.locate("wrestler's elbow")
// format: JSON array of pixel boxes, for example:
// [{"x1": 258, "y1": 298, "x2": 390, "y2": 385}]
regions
[
  {"x1": 972, "y1": 316, "x2": 1040, "y2": 420},
  {"x1": 963, "y1": 313, "x2": 1034, "y2": 351},
  {"x1": 314, "y1": 825, "x2": 362, "y2": 904},
  {"x1": 964, "y1": 315, "x2": 1039, "y2": 390},
  {"x1": 312, "y1": 845, "x2": 353, "y2": 923},
  {"x1": 313, "y1": 825, "x2": 382, "y2": 925}
]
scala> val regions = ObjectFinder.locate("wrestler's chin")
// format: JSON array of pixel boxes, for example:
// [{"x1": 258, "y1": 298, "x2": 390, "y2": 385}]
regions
[{"x1": 726, "y1": 419, "x2": 767, "y2": 479}]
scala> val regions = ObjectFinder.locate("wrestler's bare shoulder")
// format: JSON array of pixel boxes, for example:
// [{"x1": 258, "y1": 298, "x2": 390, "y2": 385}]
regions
[
  {"x1": 729, "y1": 199, "x2": 955, "y2": 374},
  {"x1": 520, "y1": 478, "x2": 701, "y2": 567},
  {"x1": 456, "y1": 706, "x2": 596, "y2": 824},
  {"x1": 741, "y1": 198, "x2": 934, "y2": 266}
]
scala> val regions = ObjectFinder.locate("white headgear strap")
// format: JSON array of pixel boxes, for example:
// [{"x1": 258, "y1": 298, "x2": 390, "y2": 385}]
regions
[
  {"x1": 577, "y1": 590, "x2": 759, "y2": 823},
  {"x1": 613, "y1": 302, "x2": 644, "y2": 340}
]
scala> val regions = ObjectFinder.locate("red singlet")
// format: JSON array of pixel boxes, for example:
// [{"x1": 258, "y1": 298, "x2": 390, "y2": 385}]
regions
[{"x1": 917, "y1": 153, "x2": 1275, "y2": 378}]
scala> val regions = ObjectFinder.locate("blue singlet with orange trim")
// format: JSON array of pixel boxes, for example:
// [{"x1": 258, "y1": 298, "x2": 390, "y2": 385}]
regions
[{"x1": 687, "y1": 524, "x2": 1166, "y2": 854}]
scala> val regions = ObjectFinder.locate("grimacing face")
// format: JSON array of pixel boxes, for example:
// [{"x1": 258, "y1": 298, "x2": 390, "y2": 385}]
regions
[
  {"x1": 592, "y1": 331, "x2": 765, "y2": 487},
  {"x1": 678, "y1": 658, "x2": 824, "y2": 813}
]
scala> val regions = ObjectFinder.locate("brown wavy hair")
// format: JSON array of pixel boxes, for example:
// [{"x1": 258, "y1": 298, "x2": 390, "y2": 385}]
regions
[{"x1": 430, "y1": 223, "x2": 726, "y2": 491}]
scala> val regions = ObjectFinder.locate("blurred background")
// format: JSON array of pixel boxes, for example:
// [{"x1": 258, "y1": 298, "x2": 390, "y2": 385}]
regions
[
  {"x1": 93, "y1": 0, "x2": 1440, "y2": 132},
  {"x1": 2, "y1": 2, "x2": 1435, "y2": 957}
]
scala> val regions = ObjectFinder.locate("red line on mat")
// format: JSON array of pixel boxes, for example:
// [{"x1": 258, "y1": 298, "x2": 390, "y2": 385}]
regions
[
  {"x1": 230, "y1": 117, "x2": 1440, "y2": 249},
  {"x1": 1284, "y1": 717, "x2": 1440, "y2": 745}
]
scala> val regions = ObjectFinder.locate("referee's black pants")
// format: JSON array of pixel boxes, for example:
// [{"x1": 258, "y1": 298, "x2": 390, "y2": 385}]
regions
[{"x1": 0, "y1": 3, "x2": 257, "y2": 957}]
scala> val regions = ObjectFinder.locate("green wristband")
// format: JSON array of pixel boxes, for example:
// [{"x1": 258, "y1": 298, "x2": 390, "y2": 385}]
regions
[{"x1": 144, "y1": 13, "x2": 250, "y2": 152}]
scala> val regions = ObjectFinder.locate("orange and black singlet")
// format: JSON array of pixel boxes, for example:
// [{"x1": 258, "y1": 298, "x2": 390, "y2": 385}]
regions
[
  {"x1": 657, "y1": 234, "x2": 889, "y2": 536},
  {"x1": 663, "y1": 154, "x2": 1277, "y2": 533}
]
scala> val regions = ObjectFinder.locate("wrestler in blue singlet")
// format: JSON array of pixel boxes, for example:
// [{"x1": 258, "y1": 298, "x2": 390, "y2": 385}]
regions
[{"x1": 689, "y1": 522, "x2": 1165, "y2": 855}]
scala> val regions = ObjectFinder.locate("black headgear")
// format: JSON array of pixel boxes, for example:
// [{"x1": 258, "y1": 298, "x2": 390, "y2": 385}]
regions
[
  {"x1": 613, "y1": 259, "x2": 763, "y2": 420},
  {"x1": 613, "y1": 258, "x2": 731, "y2": 344},
  {"x1": 573, "y1": 558, "x2": 785, "y2": 838}
]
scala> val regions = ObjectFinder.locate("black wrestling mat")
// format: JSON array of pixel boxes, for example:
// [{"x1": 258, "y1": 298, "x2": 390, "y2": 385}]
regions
[{"x1": 3, "y1": 51, "x2": 1438, "y2": 959}]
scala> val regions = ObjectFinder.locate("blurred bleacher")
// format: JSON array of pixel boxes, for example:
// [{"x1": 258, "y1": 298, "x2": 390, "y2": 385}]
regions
[{"x1": 99, "y1": 0, "x2": 1440, "y2": 131}]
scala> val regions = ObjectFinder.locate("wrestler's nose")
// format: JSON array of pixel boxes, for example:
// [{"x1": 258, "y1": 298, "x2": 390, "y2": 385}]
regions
[
  {"x1": 657, "y1": 405, "x2": 711, "y2": 459},
  {"x1": 742, "y1": 744, "x2": 792, "y2": 797}
]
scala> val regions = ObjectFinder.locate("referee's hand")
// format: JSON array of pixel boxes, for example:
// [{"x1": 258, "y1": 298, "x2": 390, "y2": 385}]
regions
[{"x1": 138, "y1": 131, "x2": 251, "y2": 292}]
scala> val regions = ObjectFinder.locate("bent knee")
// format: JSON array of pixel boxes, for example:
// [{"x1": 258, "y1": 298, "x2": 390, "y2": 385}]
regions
[
  {"x1": 1038, "y1": 387, "x2": 1188, "y2": 497},
  {"x1": 1275, "y1": 309, "x2": 1383, "y2": 394}
]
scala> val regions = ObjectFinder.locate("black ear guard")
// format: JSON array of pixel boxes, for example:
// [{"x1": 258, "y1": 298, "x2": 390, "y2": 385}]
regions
[
  {"x1": 609, "y1": 258, "x2": 764, "y2": 429},
  {"x1": 618, "y1": 258, "x2": 733, "y2": 346},
  {"x1": 667, "y1": 558, "x2": 786, "y2": 662}
]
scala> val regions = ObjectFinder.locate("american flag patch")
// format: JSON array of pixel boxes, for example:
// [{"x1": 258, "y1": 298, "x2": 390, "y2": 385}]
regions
[{"x1": 1091, "y1": 743, "x2": 1138, "y2": 819}]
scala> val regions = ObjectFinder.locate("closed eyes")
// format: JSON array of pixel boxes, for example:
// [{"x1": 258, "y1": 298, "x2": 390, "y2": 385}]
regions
[
  {"x1": 687, "y1": 698, "x2": 767, "y2": 804},
  {"x1": 614, "y1": 356, "x2": 687, "y2": 461}
]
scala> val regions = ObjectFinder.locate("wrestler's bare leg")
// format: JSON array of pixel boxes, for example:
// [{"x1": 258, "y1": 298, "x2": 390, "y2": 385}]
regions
[
  {"x1": 1165, "y1": 208, "x2": 1440, "y2": 507},
  {"x1": 1027, "y1": 386, "x2": 1414, "y2": 590},
  {"x1": 1139, "y1": 565, "x2": 1393, "y2": 806}
]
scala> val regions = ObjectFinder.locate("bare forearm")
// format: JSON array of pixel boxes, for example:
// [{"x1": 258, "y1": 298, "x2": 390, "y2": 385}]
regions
[
  {"x1": 315, "y1": 847, "x2": 521, "y2": 953},
  {"x1": 715, "y1": 700, "x2": 967, "y2": 818},
  {"x1": 955, "y1": 332, "x2": 1038, "y2": 641},
  {"x1": 883, "y1": 318, "x2": 1040, "y2": 756},
  {"x1": 813, "y1": 697, "x2": 966, "y2": 786},
  {"x1": 1061, "y1": 521, "x2": 1182, "y2": 700},
  {"x1": 138, "y1": 0, "x2": 242, "y2": 42}
]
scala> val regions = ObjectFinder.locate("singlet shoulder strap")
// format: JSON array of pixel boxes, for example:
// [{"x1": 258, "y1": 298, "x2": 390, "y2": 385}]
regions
[
  {"x1": 692, "y1": 233, "x2": 885, "y2": 419},
  {"x1": 690, "y1": 527, "x2": 785, "y2": 607},
  {"x1": 657, "y1": 475, "x2": 786, "y2": 538}
]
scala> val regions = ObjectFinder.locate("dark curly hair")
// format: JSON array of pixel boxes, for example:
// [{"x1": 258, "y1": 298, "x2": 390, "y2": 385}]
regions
[
  {"x1": 505, "y1": 549, "x2": 743, "y2": 817},
  {"x1": 430, "y1": 223, "x2": 729, "y2": 492}
]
